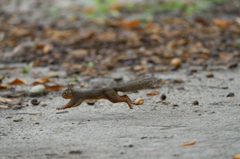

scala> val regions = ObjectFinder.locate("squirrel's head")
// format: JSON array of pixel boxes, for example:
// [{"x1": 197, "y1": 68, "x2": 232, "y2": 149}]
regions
[{"x1": 62, "y1": 84, "x2": 74, "y2": 99}]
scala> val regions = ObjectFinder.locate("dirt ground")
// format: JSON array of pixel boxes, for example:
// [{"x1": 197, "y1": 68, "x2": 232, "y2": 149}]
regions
[{"x1": 0, "y1": 64, "x2": 240, "y2": 159}]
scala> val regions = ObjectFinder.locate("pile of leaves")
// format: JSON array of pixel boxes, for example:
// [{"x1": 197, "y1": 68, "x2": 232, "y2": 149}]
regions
[{"x1": 0, "y1": 0, "x2": 240, "y2": 75}]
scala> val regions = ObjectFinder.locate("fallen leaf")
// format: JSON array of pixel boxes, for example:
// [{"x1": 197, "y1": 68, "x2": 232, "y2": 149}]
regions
[
  {"x1": 29, "y1": 113, "x2": 42, "y2": 115},
  {"x1": 174, "y1": 78, "x2": 184, "y2": 83},
  {"x1": 6, "y1": 92, "x2": 26, "y2": 98},
  {"x1": 33, "y1": 119, "x2": 38, "y2": 121},
  {"x1": 121, "y1": 19, "x2": 140, "y2": 28},
  {"x1": 10, "y1": 27, "x2": 34, "y2": 36},
  {"x1": 0, "y1": 84, "x2": 8, "y2": 89},
  {"x1": 179, "y1": 142, "x2": 196, "y2": 146},
  {"x1": 233, "y1": 154, "x2": 240, "y2": 159},
  {"x1": 5, "y1": 115, "x2": 13, "y2": 119},
  {"x1": 13, "y1": 118, "x2": 23, "y2": 122},
  {"x1": 0, "y1": 66, "x2": 19, "y2": 70},
  {"x1": 32, "y1": 77, "x2": 59, "y2": 85},
  {"x1": 147, "y1": 90, "x2": 160, "y2": 95},
  {"x1": 8, "y1": 78, "x2": 29, "y2": 85},
  {"x1": 44, "y1": 85, "x2": 66, "y2": 91},
  {"x1": 211, "y1": 19, "x2": 232, "y2": 28},
  {"x1": 0, "y1": 105, "x2": 9, "y2": 108},
  {"x1": 12, "y1": 105, "x2": 25, "y2": 110},
  {"x1": 0, "y1": 96, "x2": 21, "y2": 105}
]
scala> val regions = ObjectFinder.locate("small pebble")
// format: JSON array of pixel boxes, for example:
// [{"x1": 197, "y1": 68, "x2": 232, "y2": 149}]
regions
[
  {"x1": 114, "y1": 77, "x2": 123, "y2": 82},
  {"x1": 226, "y1": 92, "x2": 234, "y2": 97},
  {"x1": 31, "y1": 98, "x2": 41, "y2": 105},
  {"x1": 69, "y1": 150, "x2": 82, "y2": 155},
  {"x1": 206, "y1": 72, "x2": 214, "y2": 78},
  {"x1": 29, "y1": 85, "x2": 47, "y2": 97},
  {"x1": 160, "y1": 94, "x2": 166, "y2": 100},
  {"x1": 41, "y1": 103, "x2": 47, "y2": 107},
  {"x1": 171, "y1": 58, "x2": 182, "y2": 67},
  {"x1": 192, "y1": 100, "x2": 199, "y2": 105},
  {"x1": 135, "y1": 98, "x2": 144, "y2": 105},
  {"x1": 13, "y1": 118, "x2": 23, "y2": 122},
  {"x1": 227, "y1": 62, "x2": 238, "y2": 69},
  {"x1": 86, "y1": 100, "x2": 96, "y2": 105}
]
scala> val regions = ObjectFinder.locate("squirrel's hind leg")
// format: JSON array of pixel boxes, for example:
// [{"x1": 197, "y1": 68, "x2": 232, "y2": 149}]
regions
[
  {"x1": 119, "y1": 95, "x2": 133, "y2": 109},
  {"x1": 104, "y1": 90, "x2": 133, "y2": 109}
]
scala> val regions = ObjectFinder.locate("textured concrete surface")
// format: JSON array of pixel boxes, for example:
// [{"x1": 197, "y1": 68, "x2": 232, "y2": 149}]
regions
[{"x1": 0, "y1": 65, "x2": 240, "y2": 159}]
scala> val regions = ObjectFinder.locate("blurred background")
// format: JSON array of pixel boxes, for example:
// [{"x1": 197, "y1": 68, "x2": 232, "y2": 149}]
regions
[{"x1": 0, "y1": 0, "x2": 240, "y2": 76}]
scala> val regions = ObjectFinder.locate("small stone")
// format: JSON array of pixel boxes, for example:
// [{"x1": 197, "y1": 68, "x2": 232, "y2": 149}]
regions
[
  {"x1": 134, "y1": 98, "x2": 144, "y2": 105},
  {"x1": 171, "y1": 58, "x2": 182, "y2": 67},
  {"x1": 29, "y1": 85, "x2": 47, "y2": 97},
  {"x1": 35, "y1": 122, "x2": 40, "y2": 124},
  {"x1": 114, "y1": 76, "x2": 123, "y2": 82},
  {"x1": 227, "y1": 62, "x2": 238, "y2": 69},
  {"x1": 46, "y1": 72, "x2": 59, "y2": 78},
  {"x1": 86, "y1": 100, "x2": 96, "y2": 105},
  {"x1": 206, "y1": 72, "x2": 214, "y2": 78},
  {"x1": 31, "y1": 98, "x2": 41, "y2": 105},
  {"x1": 13, "y1": 118, "x2": 23, "y2": 122},
  {"x1": 41, "y1": 103, "x2": 47, "y2": 107},
  {"x1": 69, "y1": 150, "x2": 82, "y2": 155},
  {"x1": 226, "y1": 92, "x2": 234, "y2": 97},
  {"x1": 160, "y1": 94, "x2": 166, "y2": 100},
  {"x1": 192, "y1": 100, "x2": 199, "y2": 105}
]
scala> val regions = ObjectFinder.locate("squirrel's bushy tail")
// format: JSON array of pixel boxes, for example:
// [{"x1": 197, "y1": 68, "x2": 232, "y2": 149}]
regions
[{"x1": 113, "y1": 77, "x2": 160, "y2": 92}]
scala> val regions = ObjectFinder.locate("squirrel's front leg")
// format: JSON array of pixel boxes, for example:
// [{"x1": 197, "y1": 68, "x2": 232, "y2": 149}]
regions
[{"x1": 56, "y1": 98, "x2": 83, "y2": 110}]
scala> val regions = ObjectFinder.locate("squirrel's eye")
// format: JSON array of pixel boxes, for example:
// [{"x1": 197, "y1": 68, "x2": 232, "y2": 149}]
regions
[{"x1": 64, "y1": 91, "x2": 67, "y2": 94}]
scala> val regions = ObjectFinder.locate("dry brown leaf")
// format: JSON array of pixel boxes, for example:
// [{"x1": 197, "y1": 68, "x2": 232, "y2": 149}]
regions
[
  {"x1": 44, "y1": 85, "x2": 66, "y2": 91},
  {"x1": 179, "y1": 142, "x2": 196, "y2": 146},
  {"x1": 0, "y1": 96, "x2": 21, "y2": 105},
  {"x1": 133, "y1": 65, "x2": 146, "y2": 71},
  {"x1": 46, "y1": 29, "x2": 76, "y2": 40},
  {"x1": 6, "y1": 93, "x2": 26, "y2": 98},
  {"x1": 233, "y1": 154, "x2": 240, "y2": 159},
  {"x1": 82, "y1": 67, "x2": 96, "y2": 75},
  {"x1": 0, "y1": 84, "x2": 8, "y2": 89},
  {"x1": 68, "y1": 49, "x2": 88, "y2": 58},
  {"x1": 147, "y1": 90, "x2": 160, "y2": 95},
  {"x1": 32, "y1": 77, "x2": 59, "y2": 85},
  {"x1": 211, "y1": 19, "x2": 232, "y2": 28},
  {"x1": 110, "y1": 2, "x2": 123, "y2": 10},
  {"x1": 8, "y1": 78, "x2": 29, "y2": 85},
  {"x1": 0, "y1": 66, "x2": 19, "y2": 70},
  {"x1": 0, "y1": 105, "x2": 9, "y2": 108},
  {"x1": 219, "y1": 53, "x2": 232, "y2": 60},
  {"x1": 121, "y1": 19, "x2": 140, "y2": 28},
  {"x1": 33, "y1": 119, "x2": 38, "y2": 121},
  {"x1": 10, "y1": 27, "x2": 34, "y2": 36}
]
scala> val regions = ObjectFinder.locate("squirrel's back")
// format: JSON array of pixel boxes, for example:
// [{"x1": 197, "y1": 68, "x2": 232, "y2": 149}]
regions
[{"x1": 113, "y1": 77, "x2": 160, "y2": 92}]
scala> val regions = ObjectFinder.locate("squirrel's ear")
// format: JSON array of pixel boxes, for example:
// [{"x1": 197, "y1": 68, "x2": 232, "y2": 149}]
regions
[
  {"x1": 68, "y1": 84, "x2": 72, "y2": 90},
  {"x1": 70, "y1": 84, "x2": 74, "y2": 89}
]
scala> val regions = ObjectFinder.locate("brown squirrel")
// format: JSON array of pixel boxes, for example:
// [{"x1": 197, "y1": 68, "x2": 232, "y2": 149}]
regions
[{"x1": 56, "y1": 77, "x2": 160, "y2": 110}]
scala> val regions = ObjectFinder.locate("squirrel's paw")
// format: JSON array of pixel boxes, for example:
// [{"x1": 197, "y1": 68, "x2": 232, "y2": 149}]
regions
[{"x1": 56, "y1": 107, "x2": 66, "y2": 110}]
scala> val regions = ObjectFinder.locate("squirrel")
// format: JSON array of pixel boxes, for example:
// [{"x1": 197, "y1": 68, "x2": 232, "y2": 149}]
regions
[{"x1": 56, "y1": 77, "x2": 160, "y2": 110}]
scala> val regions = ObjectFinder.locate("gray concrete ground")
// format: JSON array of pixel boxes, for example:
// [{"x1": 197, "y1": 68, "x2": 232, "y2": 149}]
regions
[{"x1": 0, "y1": 64, "x2": 240, "y2": 159}]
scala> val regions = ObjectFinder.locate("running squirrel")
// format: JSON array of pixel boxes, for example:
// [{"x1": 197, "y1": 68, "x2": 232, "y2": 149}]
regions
[{"x1": 56, "y1": 77, "x2": 160, "y2": 110}]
